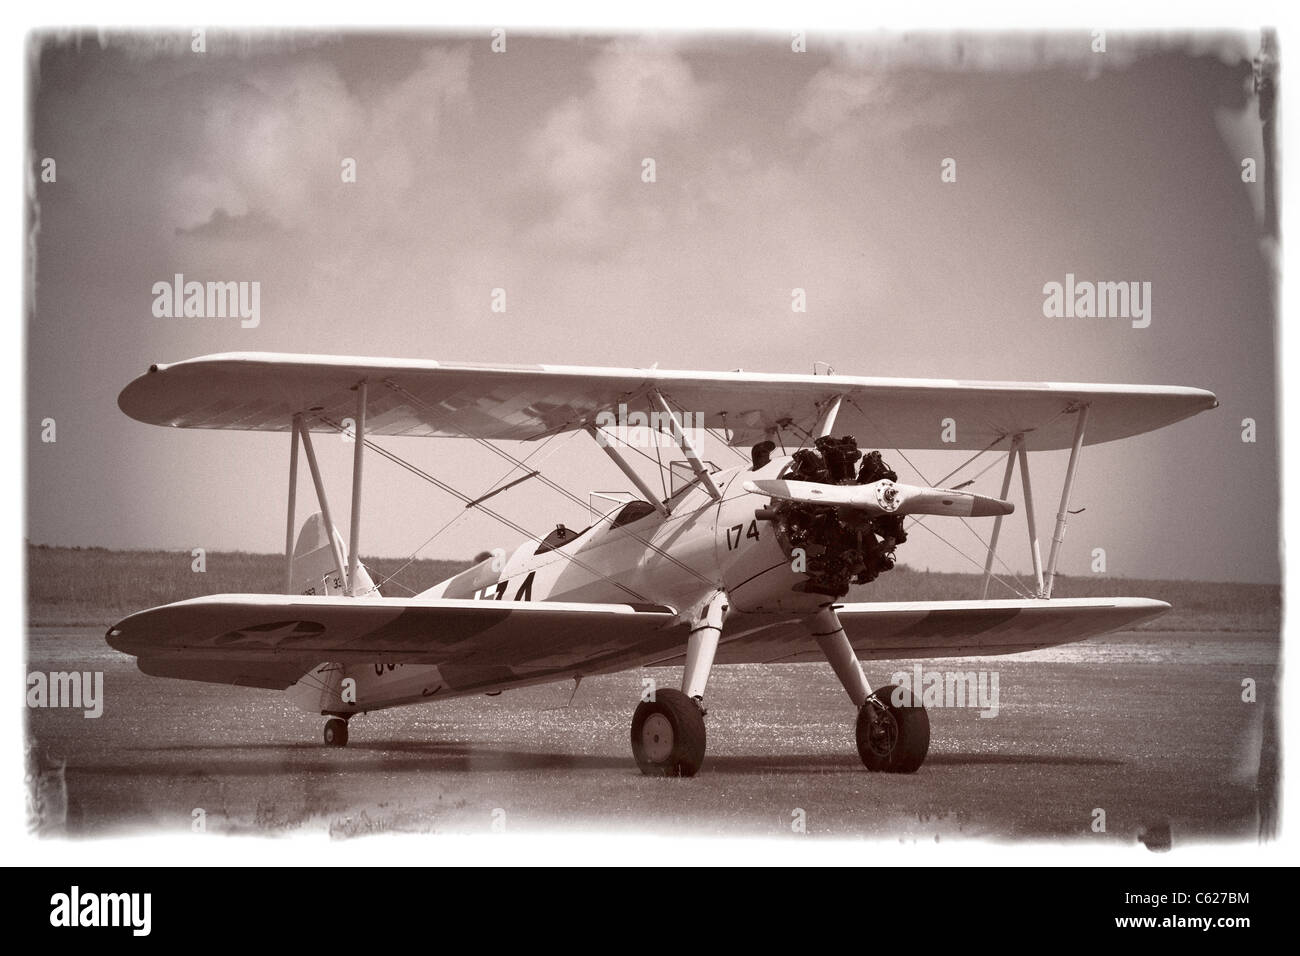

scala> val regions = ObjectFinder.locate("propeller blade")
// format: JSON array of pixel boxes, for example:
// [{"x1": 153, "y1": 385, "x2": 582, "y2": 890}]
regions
[
  {"x1": 890, "y1": 483, "x2": 1014, "y2": 517},
  {"x1": 742, "y1": 478, "x2": 1013, "y2": 518}
]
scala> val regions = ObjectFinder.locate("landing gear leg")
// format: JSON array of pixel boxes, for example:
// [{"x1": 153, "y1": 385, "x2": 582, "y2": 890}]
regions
[
  {"x1": 809, "y1": 606, "x2": 930, "y2": 772},
  {"x1": 630, "y1": 592, "x2": 727, "y2": 777},
  {"x1": 323, "y1": 716, "x2": 349, "y2": 747}
]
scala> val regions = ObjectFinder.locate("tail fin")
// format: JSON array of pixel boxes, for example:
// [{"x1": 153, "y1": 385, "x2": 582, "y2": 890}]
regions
[{"x1": 290, "y1": 512, "x2": 378, "y2": 597}]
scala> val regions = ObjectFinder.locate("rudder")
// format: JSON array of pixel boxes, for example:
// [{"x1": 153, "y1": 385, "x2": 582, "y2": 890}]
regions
[{"x1": 290, "y1": 511, "x2": 379, "y2": 597}]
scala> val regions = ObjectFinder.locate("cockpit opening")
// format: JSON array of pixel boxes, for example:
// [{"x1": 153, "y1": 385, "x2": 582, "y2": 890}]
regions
[
  {"x1": 535, "y1": 522, "x2": 589, "y2": 555},
  {"x1": 611, "y1": 500, "x2": 658, "y2": 528},
  {"x1": 534, "y1": 498, "x2": 659, "y2": 555}
]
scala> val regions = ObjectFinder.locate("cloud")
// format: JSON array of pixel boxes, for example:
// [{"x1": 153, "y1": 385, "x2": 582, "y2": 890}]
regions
[
  {"x1": 521, "y1": 40, "x2": 711, "y2": 252},
  {"x1": 815, "y1": 30, "x2": 1257, "y2": 74},
  {"x1": 164, "y1": 47, "x2": 472, "y2": 236},
  {"x1": 174, "y1": 207, "x2": 280, "y2": 239},
  {"x1": 792, "y1": 68, "x2": 959, "y2": 141}
]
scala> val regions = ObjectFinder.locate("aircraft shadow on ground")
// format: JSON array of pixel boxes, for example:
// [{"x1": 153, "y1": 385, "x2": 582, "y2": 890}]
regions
[{"x1": 67, "y1": 741, "x2": 1124, "y2": 776}]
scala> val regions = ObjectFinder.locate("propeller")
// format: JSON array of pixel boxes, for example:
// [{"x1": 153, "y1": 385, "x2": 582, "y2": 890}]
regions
[{"x1": 742, "y1": 477, "x2": 1014, "y2": 518}]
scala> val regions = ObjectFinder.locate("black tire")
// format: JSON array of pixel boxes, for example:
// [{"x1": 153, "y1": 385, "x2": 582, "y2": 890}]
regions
[
  {"x1": 323, "y1": 717, "x2": 349, "y2": 747},
  {"x1": 630, "y1": 688, "x2": 707, "y2": 777},
  {"x1": 856, "y1": 684, "x2": 929, "y2": 772}
]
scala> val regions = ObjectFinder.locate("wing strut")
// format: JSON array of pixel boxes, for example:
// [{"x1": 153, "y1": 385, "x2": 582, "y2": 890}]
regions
[
  {"x1": 347, "y1": 381, "x2": 367, "y2": 595},
  {"x1": 813, "y1": 395, "x2": 844, "y2": 438},
  {"x1": 978, "y1": 404, "x2": 1091, "y2": 600},
  {"x1": 1045, "y1": 404, "x2": 1090, "y2": 597},
  {"x1": 298, "y1": 413, "x2": 351, "y2": 595},
  {"x1": 586, "y1": 426, "x2": 670, "y2": 516},
  {"x1": 650, "y1": 389, "x2": 722, "y2": 501},
  {"x1": 980, "y1": 436, "x2": 1021, "y2": 599},
  {"x1": 283, "y1": 415, "x2": 301, "y2": 592},
  {"x1": 1018, "y1": 441, "x2": 1045, "y2": 596}
]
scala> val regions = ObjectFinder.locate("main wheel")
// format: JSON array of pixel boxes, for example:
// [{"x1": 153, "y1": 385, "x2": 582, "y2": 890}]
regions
[
  {"x1": 856, "y1": 684, "x2": 929, "y2": 772},
  {"x1": 323, "y1": 717, "x2": 349, "y2": 747},
  {"x1": 630, "y1": 688, "x2": 707, "y2": 777}
]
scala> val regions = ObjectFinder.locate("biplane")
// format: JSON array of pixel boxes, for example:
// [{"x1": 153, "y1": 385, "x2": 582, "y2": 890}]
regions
[{"x1": 107, "y1": 353, "x2": 1217, "y2": 775}]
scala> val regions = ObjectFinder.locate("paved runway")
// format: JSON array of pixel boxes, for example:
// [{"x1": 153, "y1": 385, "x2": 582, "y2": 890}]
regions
[{"x1": 26, "y1": 627, "x2": 1277, "y2": 845}]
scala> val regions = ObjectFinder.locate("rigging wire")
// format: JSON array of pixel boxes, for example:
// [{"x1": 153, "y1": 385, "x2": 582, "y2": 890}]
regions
[
  {"x1": 907, "y1": 519, "x2": 1035, "y2": 599},
  {"x1": 900, "y1": 443, "x2": 1033, "y2": 598},
  {"x1": 787, "y1": 419, "x2": 814, "y2": 450},
  {"x1": 659, "y1": 391, "x2": 749, "y2": 464},
  {"x1": 652, "y1": 413, "x2": 669, "y2": 501},
  {"x1": 373, "y1": 432, "x2": 565, "y2": 594},
  {"x1": 844, "y1": 396, "x2": 1030, "y2": 598},
  {"x1": 385, "y1": 383, "x2": 720, "y2": 588},
  {"x1": 314, "y1": 415, "x2": 654, "y2": 604},
  {"x1": 898, "y1": 404, "x2": 1075, "y2": 598}
]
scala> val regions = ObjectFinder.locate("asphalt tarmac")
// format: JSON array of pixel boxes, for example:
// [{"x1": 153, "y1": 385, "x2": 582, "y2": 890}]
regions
[{"x1": 26, "y1": 626, "x2": 1277, "y2": 846}]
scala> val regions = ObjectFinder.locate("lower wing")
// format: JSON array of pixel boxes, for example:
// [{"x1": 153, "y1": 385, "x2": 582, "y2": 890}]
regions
[
  {"x1": 650, "y1": 597, "x2": 1169, "y2": 665},
  {"x1": 106, "y1": 594, "x2": 1166, "y2": 690},
  {"x1": 106, "y1": 595, "x2": 686, "y2": 689}
]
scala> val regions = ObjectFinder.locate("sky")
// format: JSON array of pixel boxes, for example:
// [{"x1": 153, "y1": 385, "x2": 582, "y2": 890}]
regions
[{"x1": 25, "y1": 28, "x2": 1280, "y2": 585}]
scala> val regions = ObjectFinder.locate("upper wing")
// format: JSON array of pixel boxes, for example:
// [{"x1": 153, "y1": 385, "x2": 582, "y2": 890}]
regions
[
  {"x1": 648, "y1": 597, "x2": 1169, "y2": 666},
  {"x1": 108, "y1": 594, "x2": 686, "y2": 690},
  {"x1": 118, "y1": 352, "x2": 1217, "y2": 451}
]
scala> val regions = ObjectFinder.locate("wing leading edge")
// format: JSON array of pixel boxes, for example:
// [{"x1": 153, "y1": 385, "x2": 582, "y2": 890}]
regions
[
  {"x1": 118, "y1": 352, "x2": 1218, "y2": 451},
  {"x1": 109, "y1": 594, "x2": 1168, "y2": 691},
  {"x1": 649, "y1": 597, "x2": 1170, "y2": 666},
  {"x1": 107, "y1": 594, "x2": 686, "y2": 690}
]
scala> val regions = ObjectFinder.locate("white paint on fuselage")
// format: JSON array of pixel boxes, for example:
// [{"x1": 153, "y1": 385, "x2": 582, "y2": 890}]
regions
[
  {"x1": 418, "y1": 455, "x2": 814, "y2": 613},
  {"x1": 299, "y1": 456, "x2": 828, "y2": 714}
]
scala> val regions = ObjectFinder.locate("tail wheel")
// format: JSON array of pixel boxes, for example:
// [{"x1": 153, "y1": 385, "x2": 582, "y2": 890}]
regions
[
  {"x1": 323, "y1": 717, "x2": 349, "y2": 747},
  {"x1": 631, "y1": 688, "x2": 706, "y2": 777},
  {"x1": 856, "y1": 684, "x2": 929, "y2": 772}
]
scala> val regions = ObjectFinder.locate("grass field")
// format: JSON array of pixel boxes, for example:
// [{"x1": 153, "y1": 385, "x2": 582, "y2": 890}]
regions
[
  {"x1": 25, "y1": 543, "x2": 1280, "y2": 632},
  {"x1": 26, "y1": 546, "x2": 1281, "y2": 839},
  {"x1": 27, "y1": 623, "x2": 1279, "y2": 839}
]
